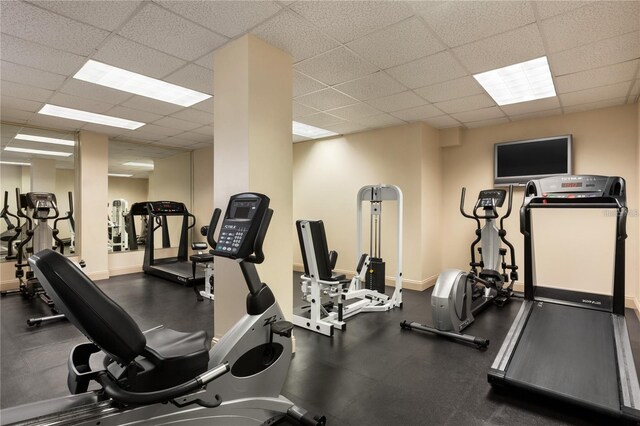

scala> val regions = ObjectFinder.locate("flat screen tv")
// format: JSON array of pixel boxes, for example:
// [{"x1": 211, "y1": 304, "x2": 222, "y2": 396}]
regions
[{"x1": 494, "y1": 135, "x2": 572, "y2": 185}]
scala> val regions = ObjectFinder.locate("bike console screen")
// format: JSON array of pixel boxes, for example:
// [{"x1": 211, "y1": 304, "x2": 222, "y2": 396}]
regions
[{"x1": 213, "y1": 193, "x2": 270, "y2": 260}]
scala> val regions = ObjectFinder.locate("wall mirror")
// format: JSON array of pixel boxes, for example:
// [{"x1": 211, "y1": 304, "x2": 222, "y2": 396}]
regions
[
  {"x1": 0, "y1": 122, "x2": 77, "y2": 262},
  {"x1": 107, "y1": 140, "x2": 193, "y2": 254}
]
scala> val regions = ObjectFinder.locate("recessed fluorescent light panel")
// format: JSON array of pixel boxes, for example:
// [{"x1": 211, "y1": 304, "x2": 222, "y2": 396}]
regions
[
  {"x1": 4, "y1": 147, "x2": 72, "y2": 157},
  {"x1": 74, "y1": 60, "x2": 212, "y2": 107},
  {"x1": 0, "y1": 161, "x2": 31, "y2": 166},
  {"x1": 38, "y1": 104, "x2": 145, "y2": 130},
  {"x1": 108, "y1": 173, "x2": 133, "y2": 177},
  {"x1": 123, "y1": 162, "x2": 154, "y2": 168},
  {"x1": 292, "y1": 121, "x2": 339, "y2": 140},
  {"x1": 473, "y1": 56, "x2": 556, "y2": 106},
  {"x1": 15, "y1": 134, "x2": 75, "y2": 146}
]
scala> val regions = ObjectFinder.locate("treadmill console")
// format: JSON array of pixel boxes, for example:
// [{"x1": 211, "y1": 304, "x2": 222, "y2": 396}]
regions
[
  {"x1": 213, "y1": 193, "x2": 270, "y2": 260},
  {"x1": 147, "y1": 201, "x2": 188, "y2": 215},
  {"x1": 476, "y1": 189, "x2": 506, "y2": 209},
  {"x1": 525, "y1": 175, "x2": 625, "y2": 202}
]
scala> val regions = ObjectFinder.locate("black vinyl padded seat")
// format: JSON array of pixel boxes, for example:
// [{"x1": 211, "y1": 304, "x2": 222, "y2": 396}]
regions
[
  {"x1": 190, "y1": 253, "x2": 214, "y2": 263},
  {"x1": 30, "y1": 249, "x2": 210, "y2": 390},
  {"x1": 296, "y1": 220, "x2": 348, "y2": 283}
]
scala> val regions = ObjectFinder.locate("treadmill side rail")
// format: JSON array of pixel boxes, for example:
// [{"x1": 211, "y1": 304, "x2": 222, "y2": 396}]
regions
[
  {"x1": 489, "y1": 300, "x2": 534, "y2": 381},
  {"x1": 612, "y1": 314, "x2": 640, "y2": 419}
]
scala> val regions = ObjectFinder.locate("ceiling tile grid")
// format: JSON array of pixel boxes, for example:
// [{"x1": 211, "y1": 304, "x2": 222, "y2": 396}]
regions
[
  {"x1": 334, "y1": 71, "x2": 406, "y2": 101},
  {"x1": 294, "y1": 47, "x2": 379, "y2": 86},
  {"x1": 366, "y1": 91, "x2": 427, "y2": 113}
]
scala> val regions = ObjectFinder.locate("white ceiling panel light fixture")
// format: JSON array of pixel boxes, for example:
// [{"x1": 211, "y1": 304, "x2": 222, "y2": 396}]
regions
[
  {"x1": 123, "y1": 161, "x2": 154, "y2": 168},
  {"x1": 108, "y1": 173, "x2": 133, "y2": 177},
  {"x1": 0, "y1": 161, "x2": 31, "y2": 166},
  {"x1": 4, "y1": 147, "x2": 72, "y2": 157},
  {"x1": 74, "y1": 60, "x2": 212, "y2": 107},
  {"x1": 292, "y1": 121, "x2": 339, "y2": 140},
  {"x1": 15, "y1": 134, "x2": 75, "y2": 146},
  {"x1": 473, "y1": 56, "x2": 557, "y2": 106},
  {"x1": 39, "y1": 104, "x2": 145, "y2": 130}
]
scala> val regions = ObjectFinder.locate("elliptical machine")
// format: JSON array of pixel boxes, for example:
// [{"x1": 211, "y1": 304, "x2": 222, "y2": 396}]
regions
[
  {"x1": 0, "y1": 190, "x2": 22, "y2": 260},
  {"x1": 401, "y1": 186, "x2": 518, "y2": 349},
  {"x1": 0, "y1": 192, "x2": 325, "y2": 426}
]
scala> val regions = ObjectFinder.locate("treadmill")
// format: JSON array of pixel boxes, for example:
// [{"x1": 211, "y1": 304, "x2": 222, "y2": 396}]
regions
[
  {"x1": 489, "y1": 175, "x2": 640, "y2": 422},
  {"x1": 143, "y1": 201, "x2": 204, "y2": 287}
]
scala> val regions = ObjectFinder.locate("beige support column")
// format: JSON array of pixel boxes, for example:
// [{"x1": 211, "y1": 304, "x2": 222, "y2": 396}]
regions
[
  {"x1": 77, "y1": 131, "x2": 109, "y2": 280},
  {"x1": 213, "y1": 34, "x2": 293, "y2": 338},
  {"x1": 30, "y1": 158, "x2": 56, "y2": 193}
]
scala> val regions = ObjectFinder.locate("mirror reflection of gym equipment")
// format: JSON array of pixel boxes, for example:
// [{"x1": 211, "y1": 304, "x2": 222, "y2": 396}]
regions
[
  {"x1": 108, "y1": 199, "x2": 129, "y2": 252},
  {"x1": 293, "y1": 184, "x2": 403, "y2": 337}
]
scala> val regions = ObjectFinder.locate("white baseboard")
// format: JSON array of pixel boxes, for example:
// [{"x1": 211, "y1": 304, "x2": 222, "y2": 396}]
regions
[
  {"x1": 108, "y1": 265, "x2": 143, "y2": 277},
  {"x1": 87, "y1": 270, "x2": 110, "y2": 281}
]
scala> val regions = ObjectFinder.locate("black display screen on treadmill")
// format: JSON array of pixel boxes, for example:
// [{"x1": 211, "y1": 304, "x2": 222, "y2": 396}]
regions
[{"x1": 235, "y1": 206, "x2": 251, "y2": 219}]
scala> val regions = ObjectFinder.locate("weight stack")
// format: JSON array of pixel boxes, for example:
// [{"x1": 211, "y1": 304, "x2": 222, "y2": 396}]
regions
[{"x1": 365, "y1": 257, "x2": 386, "y2": 294}]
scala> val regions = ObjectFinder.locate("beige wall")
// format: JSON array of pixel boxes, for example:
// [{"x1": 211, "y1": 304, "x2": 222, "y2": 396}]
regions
[
  {"x1": 441, "y1": 103, "x2": 639, "y2": 301},
  {"x1": 293, "y1": 122, "x2": 439, "y2": 289},
  {"x1": 191, "y1": 145, "x2": 214, "y2": 244},
  {"x1": 108, "y1": 176, "x2": 148, "y2": 209}
]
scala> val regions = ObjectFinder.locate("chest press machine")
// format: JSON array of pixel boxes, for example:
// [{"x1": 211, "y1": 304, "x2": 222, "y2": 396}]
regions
[{"x1": 292, "y1": 184, "x2": 403, "y2": 337}]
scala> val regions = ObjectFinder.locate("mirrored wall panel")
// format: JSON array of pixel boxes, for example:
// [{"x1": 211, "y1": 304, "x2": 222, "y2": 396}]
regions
[
  {"x1": 108, "y1": 140, "x2": 192, "y2": 254},
  {"x1": 0, "y1": 122, "x2": 77, "y2": 262}
]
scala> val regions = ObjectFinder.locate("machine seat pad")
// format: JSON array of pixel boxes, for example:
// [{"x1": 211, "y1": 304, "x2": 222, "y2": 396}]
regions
[
  {"x1": 190, "y1": 253, "x2": 214, "y2": 263},
  {"x1": 142, "y1": 326, "x2": 210, "y2": 373}
]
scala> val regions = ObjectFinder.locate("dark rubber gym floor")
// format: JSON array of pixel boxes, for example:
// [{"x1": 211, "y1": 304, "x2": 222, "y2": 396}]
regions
[{"x1": 1, "y1": 271, "x2": 639, "y2": 425}]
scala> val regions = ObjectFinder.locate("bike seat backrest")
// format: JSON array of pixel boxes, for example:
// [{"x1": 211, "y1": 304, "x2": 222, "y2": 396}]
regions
[
  {"x1": 29, "y1": 249, "x2": 146, "y2": 365},
  {"x1": 296, "y1": 220, "x2": 336, "y2": 281}
]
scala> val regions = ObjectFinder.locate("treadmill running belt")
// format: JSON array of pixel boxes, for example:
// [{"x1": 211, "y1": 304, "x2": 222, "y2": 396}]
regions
[
  {"x1": 506, "y1": 302, "x2": 619, "y2": 413},
  {"x1": 152, "y1": 262, "x2": 204, "y2": 278}
]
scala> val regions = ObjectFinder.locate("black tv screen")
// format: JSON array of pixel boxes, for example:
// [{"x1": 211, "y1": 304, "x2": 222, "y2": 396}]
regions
[{"x1": 494, "y1": 135, "x2": 572, "y2": 185}]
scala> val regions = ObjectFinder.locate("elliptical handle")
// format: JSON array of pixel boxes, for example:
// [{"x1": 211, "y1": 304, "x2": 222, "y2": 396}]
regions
[
  {"x1": 245, "y1": 208, "x2": 273, "y2": 264},
  {"x1": 460, "y1": 187, "x2": 481, "y2": 228},
  {"x1": 206, "y1": 208, "x2": 221, "y2": 249},
  {"x1": 500, "y1": 185, "x2": 514, "y2": 230}
]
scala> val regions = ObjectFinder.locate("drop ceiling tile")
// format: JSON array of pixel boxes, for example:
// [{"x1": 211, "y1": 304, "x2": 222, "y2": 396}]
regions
[
  {"x1": 251, "y1": 10, "x2": 339, "y2": 62},
  {"x1": 414, "y1": 76, "x2": 485, "y2": 103},
  {"x1": 500, "y1": 97, "x2": 561, "y2": 116},
  {"x1": 451, "y1": 107, "x2": 505, "y2": 122},
  {"x1": 118, "y1": 3, "x2": 228, "y2": 61},
  {"x1": 555, "y1": 60, "x2": 639, "y2": 94},
  {"x1": 192, "y1": 97, "x2": 214, "y2": 113},
  {"x1": 1, "y1": 1, "x2": 109, "y2": 56},
  {"x1": 465, "y1": 117, "x2": 510, "y2": 129},
  {"x1": 452, "y1": 24, "x2": 545, "y2": 74},
  {"x1": 80, "y1": 123, "x2": 129, "y2": 137},
  {"x1": 190, "y1": 142, "x2": 214, "y2": 150},
  {"x1": 158, "y1": 1, "x2": 281, "y2": 38},
  {"x1": 0, "y1": 34, "x2": 86, "y2": 75},
  {"x1": 171, "y1": 108, "x2": 214, "y2": 125},
  {"x1": 1, "y1": 96, "x2": 44, "y2": 113},
  {"x1": 540, "y1": 2, "x2": 640, "y2": 54},
  {"x1": 134, "y1": 123, "x2": 184, "y2": 138},
  {"x1": 534, "y1": 1, "x2": 590, "y2": 20},
  {"x1": 334, "y1": 72, "x2": 406, "y2": 101},
  {"x1": 176, "y1": 131, "x2": 213, "y2": 142},
  {"x1": 294, "y1": 47, "x2": 378, "y2": 86},
  {"x1": 417, "y1": 1, "x2": 535, "y2": 48},
  {"x1": 293, "y1": 102, "x2": 319, "y2": 118},
  {"x1": 386, "y1": 51, "x2": 467, "y2": 89},
  {"x1": 325, "y1": 102, "x2": 380, "y2": 120},
  {"x1": 295, "y1": 88, "x2": 358, "y2": 110},
  {"x1": 49, "y1": 92, "x2": 115, "y2": 114},
  {"x1": 366, "y1": 91, "x2": 427, "y2": 113},
  {"x1": 1, "y1": 81, "x2": 53, "y2": 103},
  {"x1": 154, "y1": 137, "x2": 197, "y2": 148},
  {"x1": 434, "y1": 93, "x2": 496, "y2": 114},
  {"x1": 0, "y1": 61, "x2": 66, "y2": 91},
  {"x1": 421, "y1": 115, "x2": 460, "y2": 129},
  {"x1": 289, "y1": 1, "x2": 413, "y2": 43},
  {"x1": 294, "y1": 71, "x2": 327, "y2": 97},
  {"x1": 297, "y1": 113, "x2": 345, "y2": 128},
  {"x1": 563, "y1": 97, "x2": 628, "y2": 114},
  {"x1": 195, "y1": 51, "x2": 215, "y2": 70},
  {"x1": 94, "y1": 35, "x2": 186, "y2": 79},
  {"x1": 550, "y1": 31, "x2": 640, "y2": 75},
  {"x1": 347, "y1": 16, "x2": 444, "y2": 69},
  {"x1": 121, "y1": 96, "x2": 185, "y2": 116},
  {"x1": 0, "y1": 108, "x2": 33, "y2": 124},
  {"x1": 152, "y1": 116, "x2": 203, "y2": 131},
  {"x1": 28, "y1": 0, "x2": 142, "y2": 31},
  {"x1": 190, "y1": 125, "x2": 214, "y2": 136},
  {"x1": 105, "y1": 106, "x2": 164, "y2": 124},
  {"x1": 59, "y1": 79, "x2": 133, "y2": 105},
  {"x1": 355, "y1": 113, "x2": 405, "y2": 128},
  {"x1": 510, "y1": 108, "x2": 563, "y2": 122},
  {"x1": 631, "y1": 80, "x2": 640, "y2": 97},
  {"x1": 324, "y1": 121, "x2": 370, "y2": 135},
  {"x1": 165, "y1": 64, "x2": 214, "y2": 95},
  {"x1": 559, "y1": 82, "x2": 632, "y2": 107},
  {"x1": 391, "y1": 104, "x2": 442, "y2": 121}
]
